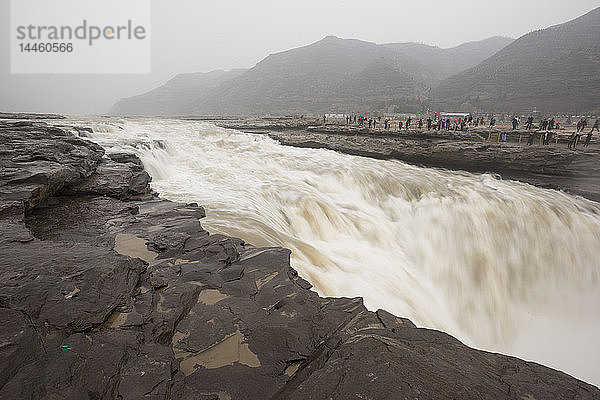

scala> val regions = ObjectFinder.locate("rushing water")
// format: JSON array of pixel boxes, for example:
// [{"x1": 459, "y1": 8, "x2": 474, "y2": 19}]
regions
[{"x1": 58, "y1": 117, "x2": 600, "y2": 386}]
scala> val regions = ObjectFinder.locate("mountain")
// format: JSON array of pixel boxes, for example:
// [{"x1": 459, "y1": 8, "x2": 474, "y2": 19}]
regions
[
  {"x1": 435, "y1": 7, "x2": 600, "y2": 113},
  {"x1": 189, "y1": 36, "x2": 437, "y2": 116},
  {"x1": 110, "y1": 36, "x2": 512, "y2": 116},
  {"x1": 109, "y1": 69, "x2": 246, "y2": 116},
  {"x1": 384, "y1": 36, "x2": 514, "y2": 81}
]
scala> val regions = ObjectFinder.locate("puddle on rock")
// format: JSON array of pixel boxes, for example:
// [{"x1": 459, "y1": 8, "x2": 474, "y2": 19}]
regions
[
  {"x1": 175, "y1": 330, "x2": 260, "y2": 376},
  {"x1": 114, "y1": 233, "x2": 159, "y2": 265},
  {"x1": 197, "y1": 289, "x2": 229, "y2": 306}
]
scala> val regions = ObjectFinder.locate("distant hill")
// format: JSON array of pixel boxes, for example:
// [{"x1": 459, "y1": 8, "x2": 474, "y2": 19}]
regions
[
  {"x1": 434, "y1": 7, "x2": 600, "y2": 114},
  {"x1": 110, "y1": 69, "x2": 246, "y2": 116},
  {"x1": 110, "y1": 36, "x2": 512, "y2": 116},
  {"x1": 384, "y1": 36, "x2": 514, "y2": 81},
  {"x1": 190, "y1": 36, "x2": 439, "y2": 116}
]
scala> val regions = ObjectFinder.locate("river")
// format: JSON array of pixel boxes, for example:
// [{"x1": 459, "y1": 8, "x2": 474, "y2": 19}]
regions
[{"x1": 56, "y1": 117, "x2": 600, "y2": 386}]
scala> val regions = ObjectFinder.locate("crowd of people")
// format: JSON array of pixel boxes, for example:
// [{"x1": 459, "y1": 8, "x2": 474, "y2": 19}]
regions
[
  {"x1": 339, "y1": 114, "x2": 495, "y2": 132},
  {"x1": 324, "y1": 113, "x2": 600, "y2": 149}
]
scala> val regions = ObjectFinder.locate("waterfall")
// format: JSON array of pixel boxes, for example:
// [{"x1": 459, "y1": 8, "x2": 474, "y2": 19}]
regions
[{"x1": 60, "y1": 117, "x2": 600, "y2": 385}]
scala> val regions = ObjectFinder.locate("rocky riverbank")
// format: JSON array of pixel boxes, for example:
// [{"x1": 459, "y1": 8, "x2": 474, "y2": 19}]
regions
[
  {"x1": 1, "y1": 119, "x2": 599, "y2": 399},
  {"x1": 216, "y1": 118, "x2": 600, "y2": 203}
]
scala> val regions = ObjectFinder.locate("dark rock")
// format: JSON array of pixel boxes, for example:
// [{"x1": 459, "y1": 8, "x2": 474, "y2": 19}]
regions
[
  {"x1": 108, "y1": 152, "x2": 145, "y2": 168},
  {"x1": 65, "y1": 158, "x2": 152, "y2": 199},
  {"x1": 0, "y1": 112, "x2": 65, "y2": 120}
]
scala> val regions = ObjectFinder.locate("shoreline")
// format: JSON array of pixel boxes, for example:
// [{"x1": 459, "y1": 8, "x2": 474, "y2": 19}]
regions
[{"x1": 1, "y1": 118, "x2": 599, "y2": 398}]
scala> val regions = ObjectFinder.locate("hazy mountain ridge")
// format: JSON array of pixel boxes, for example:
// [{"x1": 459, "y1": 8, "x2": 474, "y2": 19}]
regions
[
  {"x1": 434, "y1": 7, "x2": 600, "y2": 113},
  {"x1": 190, "y1": 36, "x2": 438, "y2": 115},
  {"x1": 383, "y1": 36, "x2": 514, "y2": 81},
  {"x1": 110, "y1": 35, "x2": 513, "y2": 116},
  {"x1": 110, "y1": 69, "x2": 247, "y2": 116}
]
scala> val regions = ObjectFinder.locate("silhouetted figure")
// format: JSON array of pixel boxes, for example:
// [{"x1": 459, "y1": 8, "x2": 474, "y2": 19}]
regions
[
  {"x1": 584, "y1": 131, "x2": 593, "y2": 147},
  {"x1": 527, "y1": 132, "x2": 535, "y2": 145},
  {"x1": 369, "y1": 119, "x2": 372, "y2": 129},
  {"x1": 406, "y1": 117, "x2": 411, "y2": 130},
  {"x1": 418, "y1": 119, "x2": 423, "y2": 129},
  {"x1": 525, "y1": 116, "x2": 534, "y2": 130},
  {"x1": 427, "y1": 117, "x2": 432, "y2": 130},
  {"x1": 568, "y1": 132, "x2": 576, "y2": 149},
  {"x1": 489, "y1": 116, "x2": 496, "y2": 128},
  {"x1": 591, "y1": 119, "x2": 599, "y2": 133},
  {"x1": 323, "y1": 115, "x2": 326, "y2": 125},
  {"x1": 543, "y1": 131, "x2": 552, "y2": 145}
]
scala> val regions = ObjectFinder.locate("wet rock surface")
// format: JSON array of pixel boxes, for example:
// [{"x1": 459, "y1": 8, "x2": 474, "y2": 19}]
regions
[{"x1": 1, "y1": 119, "x2": 599, "y2": 399}]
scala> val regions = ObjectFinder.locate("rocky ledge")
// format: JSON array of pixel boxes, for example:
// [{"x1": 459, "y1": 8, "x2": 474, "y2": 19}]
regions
[{"x1": 1, "y1": 120, "x2": 599, "y2": 399}]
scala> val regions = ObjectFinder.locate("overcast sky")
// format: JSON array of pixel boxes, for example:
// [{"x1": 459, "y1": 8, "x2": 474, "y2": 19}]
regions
[{"x1": 1, "y1": 0, "x2": 598, "y2": 115}]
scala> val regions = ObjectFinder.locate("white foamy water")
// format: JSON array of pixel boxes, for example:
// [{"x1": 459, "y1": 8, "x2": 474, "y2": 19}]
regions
[{"x1": 59, "y1": 117, "x2": 600, "y2": 386}]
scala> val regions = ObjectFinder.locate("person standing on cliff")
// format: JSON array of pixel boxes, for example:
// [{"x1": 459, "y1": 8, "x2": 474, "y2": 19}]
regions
[
  {"x1": 584, "y1": 130, "x2": 593, "y2": 147},
  {"x1": 526, "y1": 116, "x2": 534, "y2": 130},
  {"x1": 568, "y1": 131, "x2": 577, "y2": 149},
  {"x1": 427, "y1": 117, "x2": 432, "y2": 131},
  {"x1": 527, "y1": 130, "x2": 535, "y2": 145}
]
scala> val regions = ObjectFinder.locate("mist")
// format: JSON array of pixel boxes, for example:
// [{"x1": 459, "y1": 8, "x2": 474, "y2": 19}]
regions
[{"x1": 1, "y1": 0, "x2": 598, "y2": 115}]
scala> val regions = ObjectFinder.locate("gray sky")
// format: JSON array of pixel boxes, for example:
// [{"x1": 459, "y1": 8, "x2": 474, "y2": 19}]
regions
[{"x1": 1, "y1": 0, "x2": 598, "y2": 115}]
